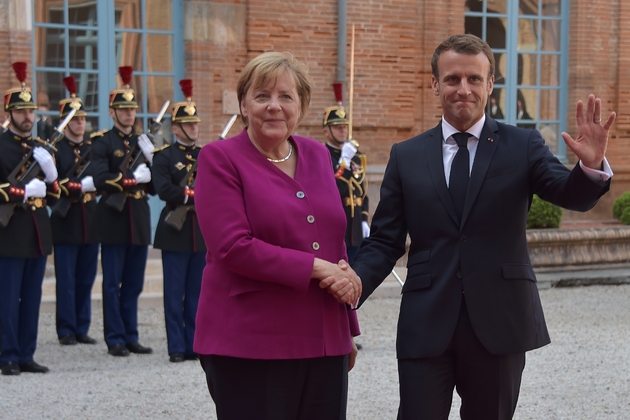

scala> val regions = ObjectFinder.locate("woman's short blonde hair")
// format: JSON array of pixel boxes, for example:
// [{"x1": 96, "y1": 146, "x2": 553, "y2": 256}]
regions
[{"x1": 237, "y1": 52, "x2": 312, "y2": 126}]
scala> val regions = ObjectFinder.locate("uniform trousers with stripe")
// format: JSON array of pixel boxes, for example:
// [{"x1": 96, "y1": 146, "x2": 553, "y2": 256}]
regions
[
  {"x1": 162, "y1": 250, "x2": 204, "y2": 356},
  {"x1": 54, "y1": 243, "x2": 99, "y2": 339},
  {"x1": 0, "y1": 256, "x2": 47, "y2": 364},
  {"x1": 101, "y1": 244, "x2": 147, "y2": 348}
]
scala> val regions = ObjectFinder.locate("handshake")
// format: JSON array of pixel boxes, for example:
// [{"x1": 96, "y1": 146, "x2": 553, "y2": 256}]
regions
[{"x1": 314, "y1": 258, "x2": 362, "y2": 307}]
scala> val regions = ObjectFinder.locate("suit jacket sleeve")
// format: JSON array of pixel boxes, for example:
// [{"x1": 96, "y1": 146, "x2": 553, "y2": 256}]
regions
[
  {"x1": 354, "y1": 143, "x2": 408, "y2": 305},
  {"x1": 527, "y1": 130, "x2": 610, "y2": 209}
]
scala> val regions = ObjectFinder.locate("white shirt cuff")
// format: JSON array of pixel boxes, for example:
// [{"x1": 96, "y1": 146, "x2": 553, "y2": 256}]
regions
[{"x1": 579, "y1": 158, "x2": 613, "y2": 182}]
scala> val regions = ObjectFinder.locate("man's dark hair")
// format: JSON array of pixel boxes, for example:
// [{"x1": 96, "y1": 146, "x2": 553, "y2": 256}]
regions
[{"x1": 431, "y1": 34, "x2": 495, "y2": 80}]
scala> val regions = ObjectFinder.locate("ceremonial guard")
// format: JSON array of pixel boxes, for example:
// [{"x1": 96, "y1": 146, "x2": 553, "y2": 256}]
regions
[
  {"x1": 91, "y1": 66, "x2": 154, "y2": 357},
  {"x1": 152, "y1": 79, "x2": 205, "y2": 363},
  {"x1": 323, "y1": 101, "x2": 369, "y2": 264},
  {"x1": 0, "y1": 62, "x2": 60, "y2": 375},
  {"x1": 49, "y1": 76, "x2": 99, "y2": 346}
]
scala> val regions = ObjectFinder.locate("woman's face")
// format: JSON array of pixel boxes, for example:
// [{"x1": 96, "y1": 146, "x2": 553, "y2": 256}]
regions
[{"x1": 241, "y1": 71, "x2": 301, "y2": 145}]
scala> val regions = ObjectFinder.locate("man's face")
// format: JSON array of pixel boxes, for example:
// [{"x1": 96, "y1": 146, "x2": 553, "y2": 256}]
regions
[
  {"x1": 109, "y1": 107, "x2": 137, "y2": 131},
  {"x1": 173, "y1": 122, "x2": 199, "y2": 144},
  {"x1": 65, "y1": 116, "x2": 86, "y2": 141},
  {"x1": 431, "y1": 50, "x2": 494, "y2": 132},
  {"x1": 9, "y1": 108, "x2": 35, "y2": 136},
  {"x1": 323, "y1": 124, "x2": 349, "y2": 147}
]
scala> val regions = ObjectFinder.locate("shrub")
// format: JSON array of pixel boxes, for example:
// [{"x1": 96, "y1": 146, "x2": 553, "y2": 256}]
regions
[
  {"x1": 612, "y1": 192, "x2": 630, "y2": 225},
  {"x1": 527, "y1": 194, "x2": 562, "y2": 229}
]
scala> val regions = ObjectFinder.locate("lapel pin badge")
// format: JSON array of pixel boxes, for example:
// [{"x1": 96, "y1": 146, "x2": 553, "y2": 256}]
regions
[{"x1": 488, "y1": 137, "x2": 494, "y2": 142}]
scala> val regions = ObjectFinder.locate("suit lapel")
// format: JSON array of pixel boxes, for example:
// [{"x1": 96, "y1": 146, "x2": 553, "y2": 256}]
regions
[
  {"x1": 426, "y1": 123, "x2": 459, "y2": 226},
  {"x1": 460, "y1": 117, "x2": 500, "y2": 227}
]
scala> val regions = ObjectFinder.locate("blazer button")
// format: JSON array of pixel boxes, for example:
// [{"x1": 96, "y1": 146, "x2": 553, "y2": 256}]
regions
[
  {"x1": 296, "y1": 191, "x2": 305, "y2": 198},
  {"x1": 312, "y1": 242, "x2": 320, "y2": 250},
  {"x1": 460, "y1": 234, "x2": 467, "y2": 242},
  {"x1": 456, "y1": 271, "x2": 462, "y2": 279},
  {"x1": 307, "y1": 215, "x2": 315, "y2": 223}
]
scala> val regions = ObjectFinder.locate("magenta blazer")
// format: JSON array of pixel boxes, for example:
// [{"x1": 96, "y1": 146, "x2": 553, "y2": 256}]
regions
[{"x1": 193, "y1": 129, "x2": 360, "y2": 359}]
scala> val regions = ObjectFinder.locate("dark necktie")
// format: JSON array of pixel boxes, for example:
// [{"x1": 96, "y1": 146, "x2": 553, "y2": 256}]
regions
[{"x1": 449, "y1": 132, "x2": 470, "y2": 222}]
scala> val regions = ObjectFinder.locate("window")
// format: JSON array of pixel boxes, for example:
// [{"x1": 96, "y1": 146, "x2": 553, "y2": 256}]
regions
[
  {"x1": 465, "y1": 0, "x2": 568, "y2": 158},
  {"x1": 32, "y1": 0, "x2": 183, "y2": 144},
  {"x1": 32, "y1": 0, "x2": 184, "y2": 237}
]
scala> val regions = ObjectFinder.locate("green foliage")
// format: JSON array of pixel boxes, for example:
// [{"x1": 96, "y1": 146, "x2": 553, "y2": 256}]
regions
[
  {"x1": 527, "y1": 194, "x2": 562, "y2": 229},
  {"x1": 612, "y1": 192, "x2": 630, "y2": 225}
]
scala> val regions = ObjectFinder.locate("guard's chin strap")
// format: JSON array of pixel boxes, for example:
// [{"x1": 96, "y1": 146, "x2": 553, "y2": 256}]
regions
[
  {"x1": 8, "y1": 111, "x2": 32, "y2": 136},
  {"x1": 327, "y1": 126, "x2": 344, "y2": 146},
  {"x1": 178, "y1": 123, "x2": 196, "y2": 144},
  {"x1": 66, "y1": 124, "x2": 82, "y2": 141},
  {"x1": 112, "y1": 109, "x2": 132, "y2": 133},
  {"x1": 8, "y1": 111, "x2": 16, "y2": 129}
]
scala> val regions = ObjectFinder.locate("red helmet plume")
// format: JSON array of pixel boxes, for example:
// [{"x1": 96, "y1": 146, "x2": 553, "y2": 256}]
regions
[
  {"x1": 179, "y1": 79, "x2": 193, "y2": 100},
  {"x1": 11, "y1": 62, "x2": 28, "y2": 85},
  {"x1": 118, "y1": 66, "x2": 133, "y2": 86},
  {"x1": 332, "y1": 82, "x2": 343, "y2": 106},
  {"x1": 63, "y1": 76, "x2": 77, "y2": 97}
]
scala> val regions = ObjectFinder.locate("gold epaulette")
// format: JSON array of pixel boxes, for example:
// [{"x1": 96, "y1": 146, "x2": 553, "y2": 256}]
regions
[
  {"x1": 153, "y1": 144, "x2": 170, "y2": 154},
  {"x1": 90, "y1": 129, "x2": 108, "y2": 139}
]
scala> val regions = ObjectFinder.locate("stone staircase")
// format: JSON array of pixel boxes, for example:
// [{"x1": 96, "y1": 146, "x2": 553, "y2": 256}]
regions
[
  {"x1": 40, "y1": 231, "x2": 630, "y2": 313},
  {"x1": 41, "y1": 248, "x2": 165, "y2": 312}
]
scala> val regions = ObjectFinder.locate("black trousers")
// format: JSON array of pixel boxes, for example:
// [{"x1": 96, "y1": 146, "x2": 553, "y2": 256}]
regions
[
  {"x1": 397, "y1": 299, "x2": 526, "y2": 420},
  {"x1": 200, "y1": 354, "x2": 348, "y2": 420}
]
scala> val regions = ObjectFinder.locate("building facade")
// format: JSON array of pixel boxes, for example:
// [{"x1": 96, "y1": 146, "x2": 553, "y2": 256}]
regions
[{"x1": 2, "y1": 0, "x2": 627, "y2": 224}]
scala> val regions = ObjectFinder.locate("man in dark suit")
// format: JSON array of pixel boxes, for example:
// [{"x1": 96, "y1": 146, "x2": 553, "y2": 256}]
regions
[
  {"x1": 36, "y1": 94, "x2": 54, "y2": 141},
  {"x1": 488, "y1": 96, "x2": 503, "y2": 120},
  {"x1": 350, "y1": 34, "x2": 615, "y2": 419}
]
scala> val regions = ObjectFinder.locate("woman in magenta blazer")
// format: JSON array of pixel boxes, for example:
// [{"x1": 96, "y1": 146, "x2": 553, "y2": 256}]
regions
[{"x1": 194, "y1": 52, "x2": 361, "y2": 419}]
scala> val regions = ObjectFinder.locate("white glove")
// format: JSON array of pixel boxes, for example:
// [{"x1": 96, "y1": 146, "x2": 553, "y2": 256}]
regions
[
  {"x1": 133, "y1": 163, "x2": 152, "y2": 184},
  {"x1": 339, "y1": 141, "x2": 357, "y2": 168},
  {"x1": 138, "y1": 134, "x2": 154, "y2": 165},
  {"x1": 33, "y1": 147, "x2": 58, "y2": 183},
  {"x1": 24, "y1": 178, "x2": 47, "y2": 201},
  {"x1": 362, "y1": 221, "x2": 370, "y2": 238},
  {"x1": 80, "y1": 176, "x2": 96, "y2": 193}
]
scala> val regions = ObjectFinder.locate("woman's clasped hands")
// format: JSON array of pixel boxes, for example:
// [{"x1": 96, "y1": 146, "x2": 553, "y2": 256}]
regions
[{"x1": 313, "y1": 258, "x2": 362, "y2": 307}]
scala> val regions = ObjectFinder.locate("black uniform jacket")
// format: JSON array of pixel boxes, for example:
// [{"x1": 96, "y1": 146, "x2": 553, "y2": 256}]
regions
[
  {"x1": 353, "y1": 117, "x2": 610, "y2": 359},
  {"x1": 0, "y1": 130, "x2": 56, "y2": 257},
  {"x1": 91, "y1": 127, "x2": 152, "y2": 245},
  {"x1": 49, "y1": 137, "x2": 98, "y2": 244},
  {"x1": 152, "y1": 142, "x2": 206, "y2": 253},
  {"x1": 326, "y1": 143, "x2": 369, "y2": 247}
]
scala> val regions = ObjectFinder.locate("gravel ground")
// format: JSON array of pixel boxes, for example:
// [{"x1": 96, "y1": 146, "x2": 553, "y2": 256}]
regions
[{"x1": 1, "y1": 284, "x2": 629, "y2": 419}]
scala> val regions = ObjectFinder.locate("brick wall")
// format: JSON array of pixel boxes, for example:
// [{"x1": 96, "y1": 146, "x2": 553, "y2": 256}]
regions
[
  {"x1": 6, "y1": 0, "x2": 628, "y2": 223},
  {"x1": 0, "y1": 29, "x2": 33, "y2": 94},
  {"x1": 565, "y1": 0, "x2": 630, "y2": 222},
  {"x1": 0, "y1": 0, "x2": 33, "y2": 94}
]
